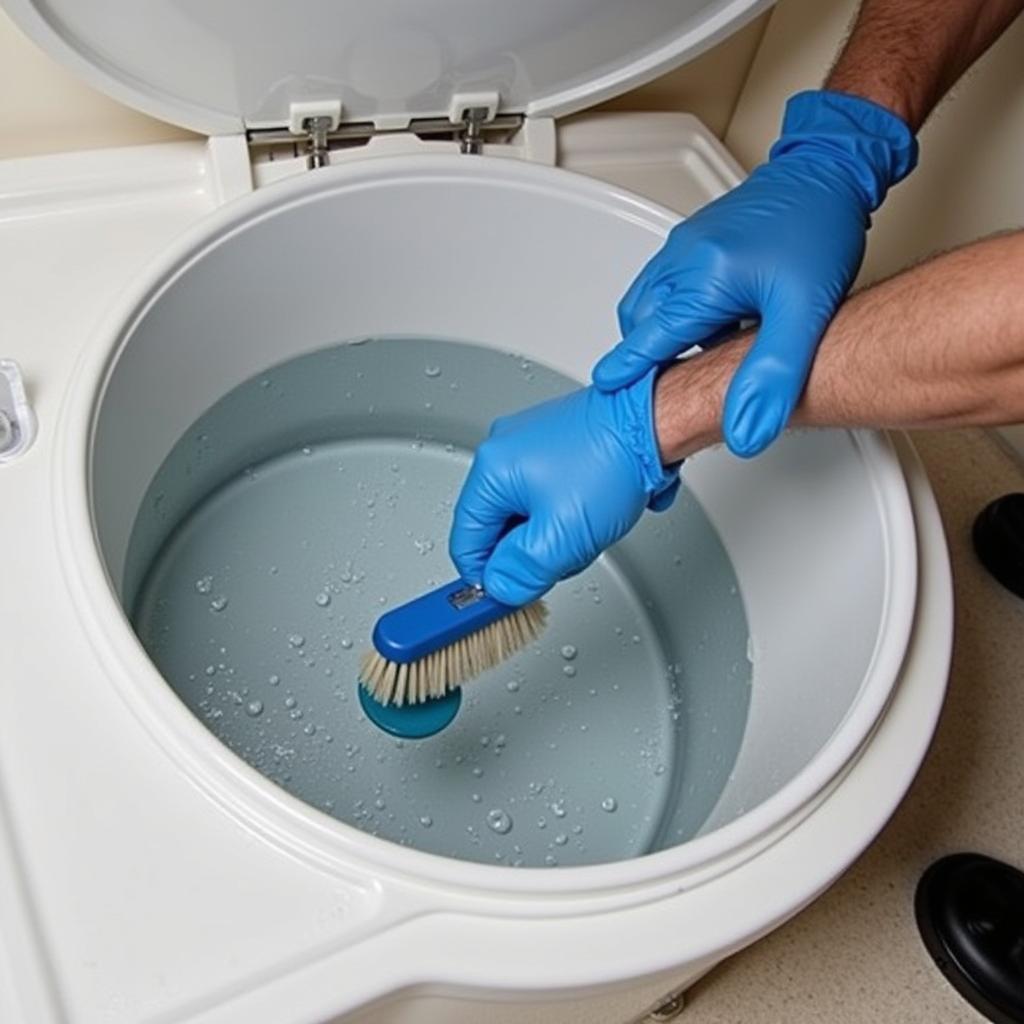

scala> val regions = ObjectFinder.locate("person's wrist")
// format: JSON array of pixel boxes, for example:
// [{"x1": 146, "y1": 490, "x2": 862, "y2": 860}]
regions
[
  {"x1": 769, "y1": 89, "x2": 918, "y2": 212},
  {"x1": 652, "y1": 333, "x2": 756, "y2": 463}
]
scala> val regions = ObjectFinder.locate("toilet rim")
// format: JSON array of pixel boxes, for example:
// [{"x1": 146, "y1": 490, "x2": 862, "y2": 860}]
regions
[{"x1": 52, "y1": 154, "x2": 919, "y2": 900}]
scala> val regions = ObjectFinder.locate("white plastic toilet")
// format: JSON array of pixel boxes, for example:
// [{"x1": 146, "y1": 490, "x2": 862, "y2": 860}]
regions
[{"x1": 0, "y1": 3, "x2": 953, "y2": 1022}]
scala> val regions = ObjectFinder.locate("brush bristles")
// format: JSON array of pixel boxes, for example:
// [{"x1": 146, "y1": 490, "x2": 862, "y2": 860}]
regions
[{"x1": 359, "y1": 600, "x2": 548, "y2": 707}]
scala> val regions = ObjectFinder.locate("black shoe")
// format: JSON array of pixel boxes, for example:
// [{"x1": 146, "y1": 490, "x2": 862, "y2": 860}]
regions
[
  {"x1": 973, "y1": 494, "x2": 1024, "y2": 599},
  {"x1": 916, "y1": 853, "x2": 1024, "y2": 1023}
]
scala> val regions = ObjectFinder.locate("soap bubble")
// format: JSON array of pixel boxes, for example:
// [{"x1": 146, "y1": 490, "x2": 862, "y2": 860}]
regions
[{"x1": 486, "y1": 809, "x2": 513, "y2": 835}]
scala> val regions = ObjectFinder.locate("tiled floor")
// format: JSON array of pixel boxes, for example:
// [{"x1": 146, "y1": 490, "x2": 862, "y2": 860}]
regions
[{"x1": 681, "y1": 429, "x2": 1024, "y2": 1022}]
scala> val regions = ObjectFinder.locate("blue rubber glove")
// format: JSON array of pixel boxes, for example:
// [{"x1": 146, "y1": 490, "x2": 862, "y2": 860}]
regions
[
  {"x1": 449, "y1": 370, "x2": 678, "y2": 607},
  {"x1": 593, "y1": 90, "x2": 918, "y2": 457}
]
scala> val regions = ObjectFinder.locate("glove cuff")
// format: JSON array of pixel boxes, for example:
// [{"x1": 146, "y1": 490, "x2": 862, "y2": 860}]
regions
[
  {"x1": 618, "y1": 369, "x2": 681, "y2": 503},
  {"x1": 770, "y1": 89, "x2": 918, "y2": 212}
]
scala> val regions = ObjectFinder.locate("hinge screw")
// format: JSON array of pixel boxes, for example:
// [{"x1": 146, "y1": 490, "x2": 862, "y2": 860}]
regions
[
  {"x1": 304, "y1": 115, "x2": 333, "y2": 169},
  {"x1": 460, "y1": 106, "x2": 490, "y2": 155}
]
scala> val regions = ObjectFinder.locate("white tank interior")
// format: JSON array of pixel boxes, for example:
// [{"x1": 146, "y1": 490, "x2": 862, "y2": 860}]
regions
[{"x1": 88, "y1": 158, "x2": 914, "y2": 868}]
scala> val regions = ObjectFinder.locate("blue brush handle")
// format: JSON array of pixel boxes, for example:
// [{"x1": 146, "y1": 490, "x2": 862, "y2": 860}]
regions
[{"x1": 372, "y1": 579, "x2": 514, "y2": 664}]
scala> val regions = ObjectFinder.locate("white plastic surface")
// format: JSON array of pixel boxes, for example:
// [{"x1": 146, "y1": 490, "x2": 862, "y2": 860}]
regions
[
  {"x1": 0, "y1": 122, "x2": 951, "y2": 1024},
  {"x1": 1, "y1": 0, "x2": 772, "y2": 133}
]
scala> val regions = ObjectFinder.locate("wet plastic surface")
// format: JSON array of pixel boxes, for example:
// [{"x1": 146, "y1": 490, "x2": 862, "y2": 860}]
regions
[{"x1": 128, "y1": 338, "x2": 752, "y2": 867}]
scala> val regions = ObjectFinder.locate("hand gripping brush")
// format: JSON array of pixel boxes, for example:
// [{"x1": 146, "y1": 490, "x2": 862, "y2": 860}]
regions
[{"x1": 358, "y1": 579, "x2": 547, "y2": 738}]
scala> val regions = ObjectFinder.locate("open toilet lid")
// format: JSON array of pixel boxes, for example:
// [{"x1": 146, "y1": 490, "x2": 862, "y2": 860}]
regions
[{"x1": 2, "y1": 0, "x2": 771, "y2": 135}]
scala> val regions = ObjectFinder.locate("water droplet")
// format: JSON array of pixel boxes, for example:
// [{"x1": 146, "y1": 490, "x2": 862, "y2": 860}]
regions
[
  {"x1": 204, "y1": 665, "x2": 216, "y2": 677},
  {"x1": 284, "y1": 696, "x2": 297, "y2": 709},
  {"x1": 195, "y1": 575, "x2": 213, "y2": 594},
  {"x1": 631, "y1": 634, "x2": 641, "y2": 645},
  {"x1": 544, "y1": 854, "x2": 558, "y2": 866},
  {"x1": 210, "y1": 595, "x2": 229, "y2": 612},
  {"x1": 551, "y1": 800, "x2": 566, "y2": 818},
  {"x1": 304, "y1": 723, "x2": 317, "y2": 736},
  {"x1": 472, "y1": 793, "x2": 482, "y2": 803},
  {"x1": 302, "y1": 446, "x2": 312, "y2": 456},
  {"x1": 424, "y1": 365, "x2": 442, "y2": 378},
  {"x1": 554, "y1": 833, "x2": 568, "y2": 846},
  {"x1": 486, "y1": 809, "x2": 513, "y2": 835},
  {"x1": 472, "y1": 767, "x2": 484, "y2": 778},
  {"x1": 506, "y1": 680, "x2": 520, "y2": 693},
  {"x1": 315, "y1": 592, "x2": 331, "y2": 607},
  {"x1": 246, "y1": 700, "x2": 263, "y2": 717},
  {"x1": 654, "y1": 764, "x2": 665, "y2": 776},
  {"x1": 374, "y1": 797, "x2": 386, "y2": 810},
  {"x1": 560, "y1": 645, "x2": 577, "y2": 660},
  {"x1": 419, "y1": 815, "x2": 433, "y2": 828},
  {"x1": 288, "y1": 634, "x2": 305, "y2": 648},
  {"x1": 601, "y1": 797, "x2": 618, "y2": 813},
  {"x1": 340, "y1": 638, "x2": 353, "y2": 650},
  {"x1": 563, "y1": 665, "x2": 577, "y2": 678}
]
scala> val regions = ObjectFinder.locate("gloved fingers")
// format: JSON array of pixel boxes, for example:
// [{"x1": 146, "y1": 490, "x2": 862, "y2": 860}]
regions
[
  {"x1": 616, "y1": 266, "x2": 651, "y2": 337},
  {"x1": 482, "y1": 516, "x2": 584, "y2": 606},
  {"x1": 593, "y1": 299, "x2": 741, "y2": 392},
  {"x1": 448, "y1": 456, "x2": 522, "y2": 586},
  {"x1": 617, "y1": 267, "x2": 674, "y2": 336},
  {"x1": 722, "y1": 305, "x2": 832, "y2": 458}
]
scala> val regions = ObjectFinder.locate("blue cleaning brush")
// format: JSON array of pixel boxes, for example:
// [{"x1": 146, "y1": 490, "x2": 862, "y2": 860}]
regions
[{"x1": 359, "y1": 580, "x2": 548, "y2": 712}]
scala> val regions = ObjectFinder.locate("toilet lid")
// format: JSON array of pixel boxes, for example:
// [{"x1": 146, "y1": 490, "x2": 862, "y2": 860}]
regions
[{"x1": 2, "y1": 0, "x2": 771, "y2": 135}]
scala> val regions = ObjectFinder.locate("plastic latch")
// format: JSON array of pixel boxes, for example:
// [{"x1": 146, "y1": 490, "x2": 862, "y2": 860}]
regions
[
  {"x1": 288, "y1": 100, "x2": 342, "y2": 136},
  {"x1": 0, "y1": 360, "x2": 36, "y2": 463}
]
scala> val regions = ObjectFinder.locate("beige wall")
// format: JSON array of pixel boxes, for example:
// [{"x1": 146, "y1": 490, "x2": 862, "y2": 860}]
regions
[
  {"x1": 0, "y1": 8, "x2": 768, "y2": 159},
  {"x1": 596, "y1": 13, "x2": 770, "y2": 137},
  {"x1": 0, "y1": 9, "x2": 193, "y2": 158}
]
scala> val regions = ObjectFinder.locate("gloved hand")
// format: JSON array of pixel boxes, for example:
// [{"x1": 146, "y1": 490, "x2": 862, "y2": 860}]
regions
[
  {"x1": 593, "y1": 90, "x2": 918, "y2": 457},
  {"x1": 449, "y1": 369, "x2": 678, "y2": 606}
]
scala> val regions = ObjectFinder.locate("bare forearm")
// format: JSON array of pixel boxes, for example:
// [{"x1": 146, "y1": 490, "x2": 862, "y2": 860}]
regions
[
  {"x1": 655, "y1": 231, "x2": 1024, "y2": 462},
  {"x1": 826, "y1": 0, "x2": 1024, "y2": 129}
]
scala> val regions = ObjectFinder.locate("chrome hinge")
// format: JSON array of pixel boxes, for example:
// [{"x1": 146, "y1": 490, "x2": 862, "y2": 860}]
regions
[
  {"x1": 303, "y1": 115, "x2": 334, "y2": 169},
  {"x1": 248, "y1": 94, "x2": 518, "y2": 168},
  {"x1": 450, "y1": 91, "x2": 500, "y2": 155}
]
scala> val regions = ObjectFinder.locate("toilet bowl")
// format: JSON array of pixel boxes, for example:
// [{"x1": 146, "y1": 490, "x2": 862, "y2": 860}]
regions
[
  {"x1": 42, "y1": 153, "x2": 941, "y2": 1017},
  {"x1": 0, "y1": 1, "x2": 952, "y2": 1019}
]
